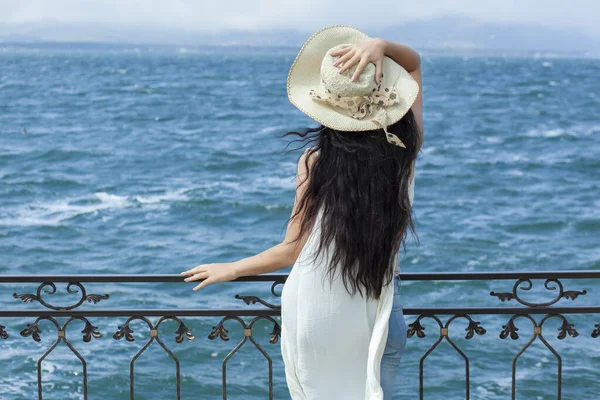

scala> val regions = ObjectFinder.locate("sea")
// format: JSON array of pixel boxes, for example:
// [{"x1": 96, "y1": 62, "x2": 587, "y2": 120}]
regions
[{"x1": 0, "y1": 43, "x2": 599, "y2": 399}]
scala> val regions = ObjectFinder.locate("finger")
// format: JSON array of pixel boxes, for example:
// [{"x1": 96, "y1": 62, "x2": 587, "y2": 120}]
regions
[
  {"x1": 193, "y1": 278, "x2": 212, "y2": 291},
  {"x1": 181, "y1": 264, "x2": 207, "y2": 275},
  {"x1": 338, "y1": 54, "x2": 360, "y2": 74},
  {"x1": 333, "y1": 50, "x2": 355, "y2": 68},
  {"x1": 351, "y1": 58, "x2": 369, "y2": 82},
  {"x1": 329, "y1": 46, "x2": 351, "y2": 58},
  {"x1": 374, "y1": 60, "x2": 383, "y2": 85},
  {"x1": 333, "y1": 52, "x2": 352, "y2": 67},
  {"x1": 184, "y1": 272, "x2": 207, "y2": 282}
]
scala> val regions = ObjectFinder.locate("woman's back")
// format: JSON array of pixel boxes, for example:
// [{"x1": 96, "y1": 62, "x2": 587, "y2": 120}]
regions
[
  {"x1": 279, "y1": 144, "x2": 416, "y2": 399},
  {"x1": 280, "y1": 25, "x2": 422, "y2": 399},
  {"x1": 280, "y1": 181, "x2": 414, "y2": 399}
]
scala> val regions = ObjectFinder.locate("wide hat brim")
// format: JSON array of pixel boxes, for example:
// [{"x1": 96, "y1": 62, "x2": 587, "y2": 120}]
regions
[{"x1": 287, "y1": 25, "x2": 419, "y2": 132}]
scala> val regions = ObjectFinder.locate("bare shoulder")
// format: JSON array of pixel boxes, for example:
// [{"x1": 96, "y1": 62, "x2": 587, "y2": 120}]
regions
[
  {"x1": 302, "y1": 146, "x2": 320, "y2": 163},
  {"x1": 297, "y1": 146, "x2": 319, "y2": 181}
]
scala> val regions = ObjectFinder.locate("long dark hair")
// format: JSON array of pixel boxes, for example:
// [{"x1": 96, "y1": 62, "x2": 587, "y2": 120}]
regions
[{"x1": 280, "y1": 108, "x2": 422, "y2": 301}]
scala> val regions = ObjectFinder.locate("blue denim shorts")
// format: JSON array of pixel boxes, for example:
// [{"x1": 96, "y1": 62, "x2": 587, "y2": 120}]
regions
[{"x1": 380, "y1": 275, "x2": 408, "y2": 399}]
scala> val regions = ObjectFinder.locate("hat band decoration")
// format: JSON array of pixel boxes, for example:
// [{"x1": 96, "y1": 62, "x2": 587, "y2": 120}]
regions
[{"x1": 308, "y1": 85, "x2": 406, "y2": 148}]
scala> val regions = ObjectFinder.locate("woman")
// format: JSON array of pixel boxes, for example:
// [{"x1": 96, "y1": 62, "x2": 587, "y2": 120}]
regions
[{"x1": 181, "y1": 25, "x2": 423, "y2": 399}]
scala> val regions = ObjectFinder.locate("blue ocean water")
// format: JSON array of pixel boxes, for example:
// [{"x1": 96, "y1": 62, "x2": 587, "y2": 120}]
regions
[{"x1": 0, "y1": 43, "x2": 599, "y2": 399}]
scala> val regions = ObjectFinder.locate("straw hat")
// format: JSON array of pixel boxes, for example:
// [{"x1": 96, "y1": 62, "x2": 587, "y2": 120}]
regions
[{"x1": 287, "y1": 25, "x2": 420, "y2": 148}]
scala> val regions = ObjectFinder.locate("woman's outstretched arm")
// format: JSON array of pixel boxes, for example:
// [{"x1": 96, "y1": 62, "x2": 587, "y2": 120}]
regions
[
  {"x1": 181, "y1": 149, "x2": 316, "y2": 290},
  {"x1": 231, "y1": 149, "x2": 316, "y2": 278}
]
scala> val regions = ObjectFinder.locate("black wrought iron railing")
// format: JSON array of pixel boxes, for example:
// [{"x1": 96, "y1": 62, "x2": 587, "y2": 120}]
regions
[{"x1": 0, "y1": 271, "x2": 599, "y2": 399}]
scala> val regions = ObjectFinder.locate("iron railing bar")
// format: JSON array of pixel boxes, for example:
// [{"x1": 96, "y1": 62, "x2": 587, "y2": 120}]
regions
[
  {"x1": 398, "y1": 270, "x2": 600, "y2": 280},
  {"x1": 1, "y1": 306, "x2": 600, "y2": 318},
  {"x1": 0, "y1": 274, "x2": 288, "y2": 283},
  {"x1": 0, "y1": 270, "x2": 599, "y2": 283},
  {"x1": 0, "y1": 309, "x2": 282, "y2": 317}
]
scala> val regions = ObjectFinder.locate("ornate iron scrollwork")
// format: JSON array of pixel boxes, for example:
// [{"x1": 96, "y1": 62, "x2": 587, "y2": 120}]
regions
[
  {"x1": 498, "y1": 313, "x2": 579, "y2": 400},
  {"x1": 207, "y1": 315, "x2": 281, "y2": 399},
  {"x1": 209, "y1": 315, "x2": 281, "y2": 344},
  {"x1": 112, "y1": 316, "x2": 194, "y2": 400},
  {"x1": 13, "y1": 281, "x2": 109, "y2": 310},
  {"x1": 592, "y1": 323, "x2": 600, "y2": 338},
  {"x1": 490, "y1": 278, "x2": 587, "y2": 308},
  {"x1": 500, "y1": 313, "x2": 579, "y2": 340},
  {"x1": 234, "y1": 279, "x2": 285, "y2": 310},
  {"x1": 235, "y1": 294, "x2": 281, "y2": 310},
  {"x1": 114, "y1": 322, "x2": 135, "y2": 342},
  {"x1": 407, "y1": 314, "x2": 486, "y2": 340},
  {"x1": 21, "y1": 321, "x2": 42, "y2": 342},
  {"x1": 20, "y1": 316, "x2": 102, "y2": 342},
  {"x1": 271, "y1": 280, "x2": 285, "y2": 297},
  {"x1": 209, "y1": 319, "x2": 230, "y2": 341},
  {"x1": 18, "y1": 316, "x2": 102, "y2": 399},
  {"x1": 113, "y1": 316, "x2": 194, "y2": 343},
  {"x1": 405, "y1": 313, "x2": 486, "y2": 400}
]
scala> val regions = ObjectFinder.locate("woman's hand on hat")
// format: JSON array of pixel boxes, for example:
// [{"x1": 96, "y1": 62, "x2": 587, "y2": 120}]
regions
[
  {"x1": 330, "y1": 38, "x2": 386, "y2": 84},
  {"x1": 181, "y1": 262, "x2": 238, "y2": 291}
]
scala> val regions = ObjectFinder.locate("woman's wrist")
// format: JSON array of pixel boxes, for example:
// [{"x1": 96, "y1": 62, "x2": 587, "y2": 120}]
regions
[
  {"x1": 377, "y1": 39, "x2": 421, "y2": 73},
  {"x1": 372, "y1": 38, "x2": 388, "y2": 54},
  {"x1": 232, "y1": 260, "x2": 243, "y2": 279}
]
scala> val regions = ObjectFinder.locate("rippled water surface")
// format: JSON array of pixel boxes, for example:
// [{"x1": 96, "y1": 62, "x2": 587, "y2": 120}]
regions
[{"x1": 1, "y1": 44, "x2": 599, "y2": 399}]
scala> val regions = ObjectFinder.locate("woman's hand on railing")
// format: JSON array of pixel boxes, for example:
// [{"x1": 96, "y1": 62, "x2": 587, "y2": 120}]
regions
[{"x1": 181, "y1": 263, "x2": 238, "y2": 291}]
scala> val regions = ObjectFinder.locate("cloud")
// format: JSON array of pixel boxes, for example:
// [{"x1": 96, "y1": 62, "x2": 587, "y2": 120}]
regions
[{"x1": 0, "y1": 0, "x2": 598, "y2": 40}]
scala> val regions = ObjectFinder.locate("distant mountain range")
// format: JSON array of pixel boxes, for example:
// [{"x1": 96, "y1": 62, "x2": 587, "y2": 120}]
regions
[
  {"x1": 373, "y1": 15, "x2": 600, "y2": 55},
  {"x1": 1, "y1": 15, "x2": 599, "y2": 55}
]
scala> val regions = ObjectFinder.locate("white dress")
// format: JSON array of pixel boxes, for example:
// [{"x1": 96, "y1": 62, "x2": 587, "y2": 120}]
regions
[{"x1": 280, "y1": 172, "x2": 415, "y2": 399}]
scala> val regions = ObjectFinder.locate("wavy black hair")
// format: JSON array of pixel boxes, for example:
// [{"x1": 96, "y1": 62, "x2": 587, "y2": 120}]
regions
[{"x1": 279, "y1": 108, "x2": 422, "y2": 301}]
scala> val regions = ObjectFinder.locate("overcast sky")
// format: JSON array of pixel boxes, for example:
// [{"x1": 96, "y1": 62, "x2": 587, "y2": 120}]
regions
[{"x1": 1, "y1": 0, "x2": 598, "y2": 39}]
